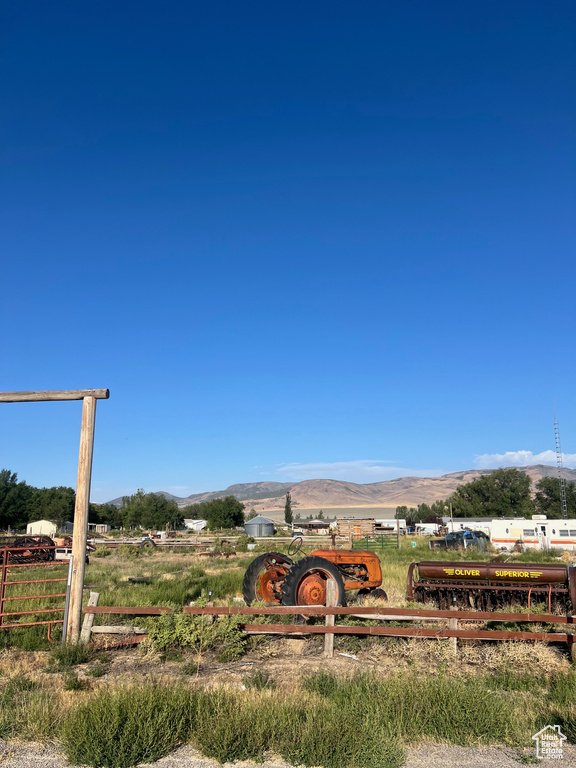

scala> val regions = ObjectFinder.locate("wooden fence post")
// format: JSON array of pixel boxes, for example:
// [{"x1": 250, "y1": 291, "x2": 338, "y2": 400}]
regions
[
  {"x1": 449, "y1": 603, "x2": 458, "y2": 653},
  {"x1": 80, "y1": 592, "x2": 100, "y2": 644},
  {"x1": 324, "y1": 580, "x2": 336, "y2": 658}
]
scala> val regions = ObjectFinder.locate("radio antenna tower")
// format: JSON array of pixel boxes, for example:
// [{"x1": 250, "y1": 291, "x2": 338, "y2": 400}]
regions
[{"x1": 554, "y1": 406, "x2": 568, "y2": 519}]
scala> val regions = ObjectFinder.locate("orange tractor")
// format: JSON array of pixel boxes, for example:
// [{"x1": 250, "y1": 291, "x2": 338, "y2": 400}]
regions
[{"x1": 242, "y1": 537, "x2": 387, "y2": 606}]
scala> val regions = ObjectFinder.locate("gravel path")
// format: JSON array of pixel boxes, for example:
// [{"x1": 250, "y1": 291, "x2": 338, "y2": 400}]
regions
[{"x1": 1, "y1": 741, "x2": 576, "y2": 768}]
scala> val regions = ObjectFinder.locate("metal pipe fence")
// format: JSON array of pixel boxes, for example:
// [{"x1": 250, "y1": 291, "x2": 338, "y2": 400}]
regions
[{"x1": 0, "y1": 544, "x2": 68, "y2": 639}]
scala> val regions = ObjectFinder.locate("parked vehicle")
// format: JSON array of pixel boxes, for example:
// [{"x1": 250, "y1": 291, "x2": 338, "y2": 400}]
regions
[{"x1": 429, "y1": 530, "x2": 490, "y2": 551}]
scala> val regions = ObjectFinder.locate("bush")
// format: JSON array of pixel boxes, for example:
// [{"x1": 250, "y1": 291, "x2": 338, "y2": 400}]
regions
[
  {"x1": 60, "y1": 683, "x2": 193, "y2": 768},
  {"x1": 117, "y1": 544, "x2": 141, "y2": 559},
  {"x1": 93, "y1": 546, "x2": 112, "y2": 558},
  {"x1": 144, "y1": 609, "x2": 247, "y2": 662},
  {"x1": 235, "y1": 534, "x2": 255, "y2": 552},
  {"x1": 192, "y1": 690, "x2": 273, "y2": 763},
  {"x1": 277, "y1": 695, "x2": 404, "y2": 768},
  {"x1": 302, "y1": 670, "x2": 532, "y2": 746},
  {"x1": 45, "y1": 643, "x2": 94, "y2": 672},
  {"x1": 242, "y1": 668, "x2": 276, "y2": 690},
  {"x1": 86, "y1": 660, "x2": 108, "y2": 678},
  {"x1": 0, "y1": 625, "x2": 53, "y2": 651},
  {"x1": 63, "y1": 672, "x2": 88, "y2": 691},
  {"x1": 0, "y1": 676, "x2": 62, "y2": 741}
]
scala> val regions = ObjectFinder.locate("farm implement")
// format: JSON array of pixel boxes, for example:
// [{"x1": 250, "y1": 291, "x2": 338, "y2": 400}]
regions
[{"x1": 242, "y1": 538, "x2": 387, "y2": 607}]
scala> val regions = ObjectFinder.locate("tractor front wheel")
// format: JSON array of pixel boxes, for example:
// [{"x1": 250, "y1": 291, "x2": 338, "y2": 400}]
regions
[
  {"x1": 281, "y1": 556, "x2": 346, "y2": 607},
  {"x1": 242, "y1": 552, "x2": 293, "y2": 605}
]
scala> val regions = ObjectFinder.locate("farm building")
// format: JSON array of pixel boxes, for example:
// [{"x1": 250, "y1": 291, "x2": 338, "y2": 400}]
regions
[
  {"x1": 244, "y1": 515, "x2": 275, "y2": 537},
  {"x1": 337, "y1": 518, "x2": 375, "y2": 539},
  {"x1": 375, "y1": 519, "x2": 406, "y2": 534},
  {"x1": 26, "y1": 519, "x2": 57, "y2": 537},
  {"x1": 183, "y1": 519, "x2": 207, "y2": 532},
  {"x1": 88, "y1": 523, "x2": 110, "y2": 534},
  {"x1": 294, "y1": 519, "x2": 336, "y2": 535}
]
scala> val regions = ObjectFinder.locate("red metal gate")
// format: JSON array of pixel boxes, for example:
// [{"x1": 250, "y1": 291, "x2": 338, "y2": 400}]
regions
[{"x1": 0, "y1": 544, "x2": 68, "y2": 639}]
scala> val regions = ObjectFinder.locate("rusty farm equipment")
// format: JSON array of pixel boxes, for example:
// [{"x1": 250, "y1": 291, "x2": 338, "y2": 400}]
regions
[
  {"x1": 407, "y1": 560, "x2": 576, "y2": 613},
  {"x1": 0, "y1": 535, "x2": 56, "y2": 564},
  {"x1": 242, "y1": 538, "x2": 387, "y2": 607}
]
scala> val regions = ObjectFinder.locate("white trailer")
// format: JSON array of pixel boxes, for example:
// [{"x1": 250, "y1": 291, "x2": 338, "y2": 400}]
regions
[{"x1": 490, "y1": 516, "x2": 576, "y2": 551}]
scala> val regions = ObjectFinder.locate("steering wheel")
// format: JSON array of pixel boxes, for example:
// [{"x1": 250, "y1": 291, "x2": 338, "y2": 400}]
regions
[{"x1": 288, "y1": 536, "x2": 304, "y2": 556}]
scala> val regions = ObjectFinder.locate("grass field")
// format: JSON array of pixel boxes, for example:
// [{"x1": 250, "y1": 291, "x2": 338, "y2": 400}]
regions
[{"x1": 1, "y1": 537, "x2": 575, "y2": 767}]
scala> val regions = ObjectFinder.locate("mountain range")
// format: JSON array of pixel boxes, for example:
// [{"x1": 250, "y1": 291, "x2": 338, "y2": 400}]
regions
[{"x1": 107, "y1": 465, "x2": 576, "y2": 519}]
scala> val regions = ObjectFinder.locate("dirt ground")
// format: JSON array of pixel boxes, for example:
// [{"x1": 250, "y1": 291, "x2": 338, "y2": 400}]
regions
[{"x1": 1, "y1": 740, "x2": 576, "y2": 768}]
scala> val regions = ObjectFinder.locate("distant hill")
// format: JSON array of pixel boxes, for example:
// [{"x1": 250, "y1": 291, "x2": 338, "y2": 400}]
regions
[
  {"x1": 104, "y1": 465, "x2": 576, "y2": 514},
  {"x1": 183, "y1": 482, "x2": 293, "y2": 505}
]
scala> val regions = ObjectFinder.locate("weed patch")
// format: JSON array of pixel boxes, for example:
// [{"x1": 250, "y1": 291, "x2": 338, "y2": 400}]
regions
[
  {"x1": 143, "y1": 609, "x2": 247, "y2": 662},
  {"x1": 0, "y1": 675, "x2": 62, "y2": 741},
  {"x1": 60, "y1": 682, "x2": 192, "y2": 768},
  {"x1": 242, "y1": 668, "x2": 276, "y2": 690},
  {"x1": 45, "y1": 642, "x2": 95, "y2": 672},
  {"x1": 303, "y1": 670, "x2": 532, "y2": 746}
]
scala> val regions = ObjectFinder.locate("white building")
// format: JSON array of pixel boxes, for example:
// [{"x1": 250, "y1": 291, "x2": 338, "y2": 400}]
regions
[
  {"x1": 88, "y1": 523, "x2": 110, "y2": 534},
  {"x1": 415, "y1": 522, "x2": 442, "y2": 536},
  {"x1": 26, "y1": 520, "x2": 57, "y2": 537},
  {"x1": 183, "y1": 519, "x2": 207, "y2": 532}
]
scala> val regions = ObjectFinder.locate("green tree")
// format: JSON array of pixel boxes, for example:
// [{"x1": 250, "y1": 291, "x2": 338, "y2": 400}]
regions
[
  {"x1": 89, "y1": 502, "x2": 123, "y2": 529},
  {"x1": 246, "y1": 509, "x2": 258, "y2": 521},
  {"x1": 284, "y1": 492, "x2": 293, "y2": 527},
  {"x1": 29, "y1": 486, "x2": 76, "y2": 529},
  {"x1": 186, "y1": 496, "x2": 245, "y2": 530},
  {"x1": 394, "y1": 505, "x2": 409, "y2": 520},
  {"x1": 121, "y1": 490, "x2": 183, "y2": 530},
  {"x1": 448, "y1": 468, "x2": 534, "y2": 518},
  {"x1": 395, "y1": 505, "x2": 418, "y2": 526},
  {"x1": 0, "y1": 469, "x2": 33, "y2": 531},
  {"x1": 534, "y1": 477, "x2": 576, "y2": 519}
]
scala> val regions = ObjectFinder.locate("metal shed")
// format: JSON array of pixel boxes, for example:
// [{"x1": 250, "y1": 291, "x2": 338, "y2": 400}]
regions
[{"x1": 244, "y1": 515, "x2": 275, "y2": 537}]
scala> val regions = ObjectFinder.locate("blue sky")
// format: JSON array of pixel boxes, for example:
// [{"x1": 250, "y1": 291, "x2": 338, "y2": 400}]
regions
[{"x1": 2, "y1": 2, "x2": 575, "y2": 502}]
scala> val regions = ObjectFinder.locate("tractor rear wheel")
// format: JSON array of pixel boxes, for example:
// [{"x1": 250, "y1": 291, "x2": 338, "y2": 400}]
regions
[
  {"x1": 242, "y1": 552, "x2": 293, "y2": 605},
  {"x1": 281, "y1": 556, "x2": 346, "y2": 607}
]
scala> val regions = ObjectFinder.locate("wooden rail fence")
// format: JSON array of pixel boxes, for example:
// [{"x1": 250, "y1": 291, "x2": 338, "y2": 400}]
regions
[{"x1": 83, "y1": 599, "x2": 576, "y2": 658}]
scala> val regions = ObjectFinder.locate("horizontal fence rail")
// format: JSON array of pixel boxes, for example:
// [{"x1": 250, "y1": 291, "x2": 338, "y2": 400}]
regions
[
  {"x1": 85, "y1": 604, "x2": 575, "y2": 622},
  {"x1": 83, "y1": 603, "x2": 576, "y2": 655}
]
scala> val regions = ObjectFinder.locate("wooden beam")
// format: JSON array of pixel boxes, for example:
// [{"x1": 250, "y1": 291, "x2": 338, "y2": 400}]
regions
[
  {"x1": 68, "y1": 396, "x2": 97, "y2": 643},
  {"x1": 91, "y1": 626, "x2": 147, "y2": 635},
  {"x1": 0, "y1": 389, "x2": 109, "y2": 403}
]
